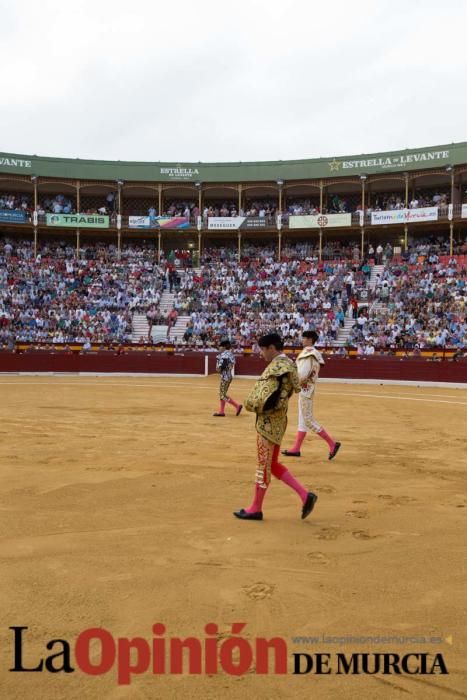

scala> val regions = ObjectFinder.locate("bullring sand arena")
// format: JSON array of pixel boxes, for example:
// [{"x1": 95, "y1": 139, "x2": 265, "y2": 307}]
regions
[{"x1": 0, "y1": 374, "x2": 466, "y2": 700}]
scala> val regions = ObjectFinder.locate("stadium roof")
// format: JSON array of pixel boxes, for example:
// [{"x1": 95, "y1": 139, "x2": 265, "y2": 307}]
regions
[{"x1": 1, "y1": 142, "x2": 467, "y2": 183}]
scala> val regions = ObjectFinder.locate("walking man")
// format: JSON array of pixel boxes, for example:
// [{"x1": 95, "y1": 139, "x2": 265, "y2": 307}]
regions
[
  {"x1": 282, "y1": 330, "x2": 341, "y2": 459},
  {"x1": 234, "y1": 332, "x2": 317, "y2": 521},
  {"x1": 213, "y1": 339, "x2": 242, "y2": 416}
]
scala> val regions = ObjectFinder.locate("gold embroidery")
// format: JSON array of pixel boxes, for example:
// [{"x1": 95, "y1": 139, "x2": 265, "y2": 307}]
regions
[
  {"x1": 256, "y1": 434, "x2": 274, "y2": 488},
  {"x1": 299, "y1": 394, "x2": 322, "y2": 433},
  {"x1": 219, "y1": 378, "x2": 232, "y2": 401},
  {"x1": 246, "y1": 355, "x2": 301, "y2": 445}
]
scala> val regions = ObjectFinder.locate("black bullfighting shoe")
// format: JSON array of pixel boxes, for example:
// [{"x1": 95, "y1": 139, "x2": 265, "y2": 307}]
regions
[
  {"x1": 329, "y1": 442, "x2": 341, "y2": 460},
  {"x1": 301, "y1": 492, "x2": 318, "y2": 520},
  {"x1": 233, "y1": 509, "x2": 263, "y2": 521}
]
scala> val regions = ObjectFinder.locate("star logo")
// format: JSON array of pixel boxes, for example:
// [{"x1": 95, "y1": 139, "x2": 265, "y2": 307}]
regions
[{"x1": 329, "y1": 159, "x2": 341, "y2": 172}]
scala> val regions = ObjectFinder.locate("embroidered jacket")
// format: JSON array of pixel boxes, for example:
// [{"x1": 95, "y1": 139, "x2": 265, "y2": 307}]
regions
[
  {"x1": 216, "y1": 350, "x2": 235, "y2": 381},
  {"x1": 296, "y1": 346, "x2": 325, "y2": 398},
  {"x1": 245, "y1": 354, "x2": 301, "y2": 445}
]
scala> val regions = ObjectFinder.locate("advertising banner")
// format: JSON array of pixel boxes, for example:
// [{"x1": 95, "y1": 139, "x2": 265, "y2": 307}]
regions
[
  {"x1": 461, "y1": 204, "x2": 467, "y2": 219},
  {"x1": 243, "y1": 217, "x2": 267, "y2": 229},
  {"x1": 371, "y1": 210, "x2": 406, "y2": 225},
  {"x1": 405, "y1": 206, "x2": 438, "y2": 223},
  {"x1": 289, "y1": 213, "x2": 352, "y2": 229},
  {"x1": 156, "y1": 217, "x2": 190, "y2": 229},
  {"x1": 371, "y1": 207, "x2": 439, "y2": 225},
  {"x1": 128, "y1": 216, "x2": 189, "y2": 229},
  {"x1": 208, "y1": 217, "x2": 246, "y2": 230},
  {"x1": 46, "y1": 213, "x2": 109, "y2": 228},
  {"x1": 128, "y1": 216, "x2": 154, "y2": 229},
  {"x1": 0, "y1": 210, "x2": 27, "y2": 224}
]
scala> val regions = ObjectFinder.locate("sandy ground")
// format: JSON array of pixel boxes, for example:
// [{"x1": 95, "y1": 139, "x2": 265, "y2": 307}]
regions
[{"x1": 0, "y1": 375, "x2": 466, "y2": 700}]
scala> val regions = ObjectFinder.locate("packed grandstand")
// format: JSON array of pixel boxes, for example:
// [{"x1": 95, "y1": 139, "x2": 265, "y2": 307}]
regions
[{"x1": 0, "y1": 144, "x2": 465, "y2": 354}]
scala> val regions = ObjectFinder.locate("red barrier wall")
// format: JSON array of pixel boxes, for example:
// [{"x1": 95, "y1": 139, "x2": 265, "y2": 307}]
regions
[
  {"x1": 234, "y1": 356, "x2": 467, "y2": 383},
  {"x1": 0, "y1": 352, "x2": 465, "y2": 383},
  {"x1": 0, "y1": 351, "x2": 205, "y2": 375},
  {"x1": 322, "y1": 358, "x2": 467, "y2": 383}
]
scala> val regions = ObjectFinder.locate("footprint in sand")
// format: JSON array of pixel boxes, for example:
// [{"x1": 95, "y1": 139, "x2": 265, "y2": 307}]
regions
[
  {"x1": 243, "y1": 582, "x2": 275, "y2": 600},
  {"x1": 449, "y1": 495, "x2": 467, "y2": 508},
  {"x1": 378, "y1": 495, "x2": 416, "y2": 506},
  {"x1": 85, "y1": 466, "x2": 127, "y2": 472},
  {"x1": 413, "y1": 467, "x2": 454, "y2": 481},
  {"x1": 352, "y1": 530, "x2": 380, "y2": 540},
  {"x1": 314, "y1": 527, "x2": 341, "y2": 540},
  {"x1": 345, "y1": 510, "x2": 369, "y2": 519},
  {"x1": 314, "y1": 484, "x2": 337, "y2": 494},
  {"x1": 307, "y1": 552, "x2": 330, "y2": 565}
]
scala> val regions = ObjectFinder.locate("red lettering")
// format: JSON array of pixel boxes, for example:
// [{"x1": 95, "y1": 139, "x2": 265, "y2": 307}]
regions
[
  {"x1": 170, "y1": 638, "x2": 202, "y2": 674},
  {"x1": 256, "y1": 638, "x2": 288, "y2": 674},
  {"x1": 75, "y1": 628, "x2": 115, "y2": 675},
  {"x1": 117, "y1": 637, "x2": 150, "y2": 685}
]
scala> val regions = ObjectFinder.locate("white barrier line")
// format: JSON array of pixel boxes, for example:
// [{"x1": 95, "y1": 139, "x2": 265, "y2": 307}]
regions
[
  {"x1": 321, "y1": 391, "x2": 467, "y2": 406},
  {"x1": 0, "y1": 380, "x2": 465, "y2": 406}
]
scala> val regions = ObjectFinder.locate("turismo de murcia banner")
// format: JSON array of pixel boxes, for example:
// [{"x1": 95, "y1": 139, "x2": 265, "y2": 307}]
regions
[
  {"x1": 371, "y1": 207, "x2": 439, "y2": 225},
  {"x1": 46, "y1": 214, "x2": 110, "y2": 228}
]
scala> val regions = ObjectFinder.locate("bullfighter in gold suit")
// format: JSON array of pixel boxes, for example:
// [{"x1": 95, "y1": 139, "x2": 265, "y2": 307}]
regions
[{"x1": 234, "y1": 333, "x2": 318, "y2": 521}]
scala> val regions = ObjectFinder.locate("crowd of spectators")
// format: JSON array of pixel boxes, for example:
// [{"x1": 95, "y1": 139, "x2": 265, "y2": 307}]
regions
[
  {"x1": 175, "y1": 237, "x2": 465, "y2": 350},
  {"x1": 199, "y1": 200, "x2": 278, "y2": 224},
  {"x1": 282, "y1": 194, "x2": 357, "y2": 217},
  {"x1": 0, "y1": 235, "x2": 465, "y2": 352},
  {"x1": 37, "y1": 191, "x2": 117, "y2": 217},
  {"x1": 0, "y1": 193, "x2": 31, "y2": 213},
  {"x1": 38, "y1": 194, "x2": 74, "y2": 215},
  {"x1": 0, "y1": 191, "x2": 118, "y2": 218},
  {"x1": 368, "y1": 189, "x2": 450, "y2": 212},
  {"x1": 0, "y1": 239, "x2": 163, "y2": 346},
  {"x1": 201, "y1": 240, "x2": 370, "y2": 263},
  {"x1": 348, "y1": 256, "x2": 465, "y2": 351},
  {"x1": 172, "y1": 256, "x2": 366, "y2": 347}
]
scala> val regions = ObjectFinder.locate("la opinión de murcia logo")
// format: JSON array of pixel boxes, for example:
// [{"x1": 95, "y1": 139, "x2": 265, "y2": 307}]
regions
[{"x1": 8, "y1": 625, "x2": 449, "y2": 685}]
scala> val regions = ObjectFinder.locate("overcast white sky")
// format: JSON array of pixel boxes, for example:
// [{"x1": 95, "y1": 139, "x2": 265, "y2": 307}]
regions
[{"x1": 1, "y1": 0, "x2": 466, "y2": 163}]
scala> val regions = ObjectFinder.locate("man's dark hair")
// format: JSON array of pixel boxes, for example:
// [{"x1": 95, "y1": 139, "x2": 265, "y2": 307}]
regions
[
  {"x1": 303, "y1": 330, "x2": 319, "y2": 344},
  {"x1": 258, "y1": 332, "x2": 283, "y2": 350},
  {"x1": 220, "y1": 339, "x2": 231, "y2": 349}
]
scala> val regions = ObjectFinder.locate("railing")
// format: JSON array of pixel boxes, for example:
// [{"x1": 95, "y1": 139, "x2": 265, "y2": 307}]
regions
[{"x1": 0, "y1": 204, "x2": 465, "y2": 230}]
